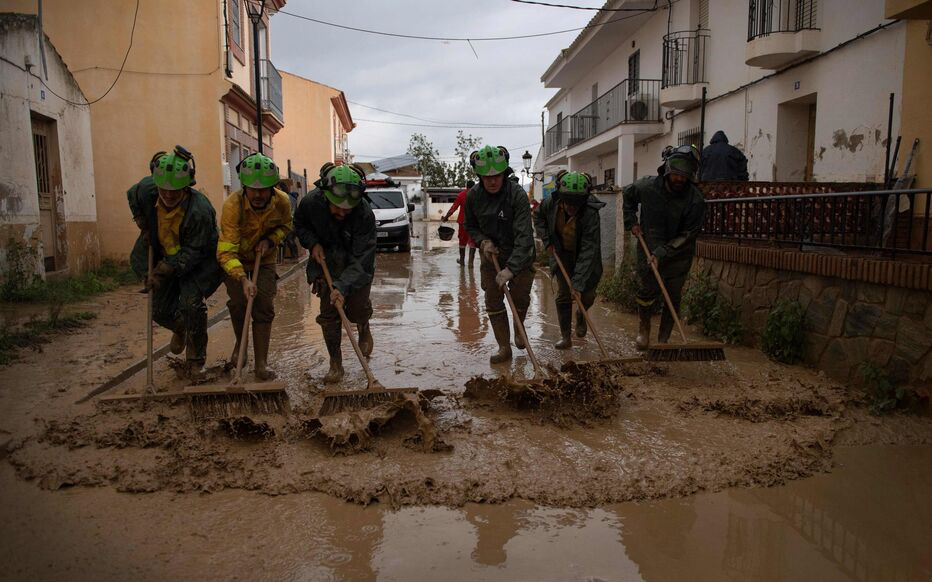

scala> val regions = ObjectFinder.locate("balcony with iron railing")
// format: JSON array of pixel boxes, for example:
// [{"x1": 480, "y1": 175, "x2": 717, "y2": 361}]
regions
[
  {"x1": 545, "y1": 78, "x2": 662, "y2": 159},
  {"x1": 660, "y1": 29, "x2": 710, "y2": 109},
  {"x1": 260, "y1": 59, "x2": 284, "y2": 124},
  {"x1": 746, "y1": 0, "x2": 820, "y2": 68}
]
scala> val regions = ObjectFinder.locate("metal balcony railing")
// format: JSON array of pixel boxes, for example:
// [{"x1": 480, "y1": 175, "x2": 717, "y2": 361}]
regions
[
  {"x1": 662, "y1": 30, "x2": 710, "y2": 88},
  {"x1": 260, "y1": 59, "x2": 283, "y2": 122},
  {"x1": 702, "y1": 188, "x2": 932, "y2": 256},
  {"x1": 748, "y1": 0, "x2": 819, "y2": 41},
  {"x1": 544, "y1": 78, "x2": 662, "y2": 158}
]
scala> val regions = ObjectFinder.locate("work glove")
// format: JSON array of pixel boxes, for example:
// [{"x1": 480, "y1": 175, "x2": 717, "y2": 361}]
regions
[
  {"x1": 480, "y1": 239, "x2": 498, "y2": 260},
  {"x1": 147, "y1": 261, "x2": 175, "y2": 291},
  {"x1": 441, "y1": 215, "x2": 449, "y2": 223},
  {"x1": 652, "y1": 245, "x2": 669, "y2": 262},
  {"x1": 495, "y1": 267, "x2": 514, "y2": 289}
]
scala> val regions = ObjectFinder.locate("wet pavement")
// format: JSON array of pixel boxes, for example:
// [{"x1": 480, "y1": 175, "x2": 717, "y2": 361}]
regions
[{"x1": 1, "y1": 222, "x2": 930, "y2": 580}]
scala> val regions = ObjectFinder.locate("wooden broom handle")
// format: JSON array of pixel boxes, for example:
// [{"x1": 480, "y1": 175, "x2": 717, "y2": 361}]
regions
[
  {"x1": 491, "y1": 254, "x2": 544, "y2": 377},
  {"x1": 635, "y1": 231, "x2": 689, "y2": 343},
  {"x1": 552, "y1": 251, "x2": 609, "y2": 358},
  {"x1": 320, "y1": 259, "x2": 380, "y2": 389},
  {"x1": 232, "y1": 253, "x2": 263, "y2": 385},
  {"x1": 146, "y1": 245, "x2": 155, "y2": 394}
]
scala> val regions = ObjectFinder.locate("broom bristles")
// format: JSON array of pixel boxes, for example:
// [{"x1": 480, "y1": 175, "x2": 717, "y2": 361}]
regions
[
  {"x1": 319, "y1": 388, "x2": 417, "y2": 416},
  {"x1": 645, "y1": 343, "x2": 726, "y2": 362},
  {"x1": 188, "y1": 392, "x2": 287, "y2": 421}
]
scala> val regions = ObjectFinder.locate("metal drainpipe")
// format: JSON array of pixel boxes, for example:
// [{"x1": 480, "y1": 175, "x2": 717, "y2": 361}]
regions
[{"x1": 251, "y1": 3, "x2": 264, "y2": 154}]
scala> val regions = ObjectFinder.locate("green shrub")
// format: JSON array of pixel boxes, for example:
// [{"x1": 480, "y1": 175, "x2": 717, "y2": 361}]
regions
[
  {"x1": 681, "y1": 272, "x2": 745, "y2": 344},
  {"x1": 859, "y1": 363, "x2": 921, "y2": 415},
  {"x1": 762, "y1": 299, "x2": 806, "y2": 363},
  {"x1": 0, "y1": 311, "x2": 96, "y2": 365},
  {"x1": 597, "y1": 258, "x2": 644, "y2": 313}
]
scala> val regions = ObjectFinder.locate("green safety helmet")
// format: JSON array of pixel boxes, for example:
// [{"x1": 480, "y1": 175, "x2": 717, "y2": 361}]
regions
[
  {"x1": 238, "y1": 153, "x2": 279, "y2": 189},
  {"x1": 662, "y1": 144, "x2": 700, "y2": 180},
  {"x1": 316, "y1": 163, "x2": 366, "y2": 209},
  {"x1": 150, "y1": 146, "x2": 195, "y2": 190},
  {"x1": 554, "y1": 170, "x2": 592, "y2": 205},
  {"x1": 469, "y1": 145, "x2": 510, "y2": 177}
]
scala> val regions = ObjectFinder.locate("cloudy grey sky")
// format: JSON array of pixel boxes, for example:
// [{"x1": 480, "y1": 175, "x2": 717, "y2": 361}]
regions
[{"x1": 269, "y1": 0, "x2": 597, "y2": 167}]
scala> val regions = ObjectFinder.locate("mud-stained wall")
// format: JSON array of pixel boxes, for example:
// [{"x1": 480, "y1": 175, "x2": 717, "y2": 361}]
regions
[
  {"x1": 0, "y1": 15, "x2": 99, "y2": 280},
  {"x1": 698, "y1": 257, "x2": 932, "y2": 386}
]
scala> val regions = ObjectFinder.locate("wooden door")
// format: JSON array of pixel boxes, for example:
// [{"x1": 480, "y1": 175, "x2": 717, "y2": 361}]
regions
[{"x1": 31, "y1": 114, "x2": 63, "y2": 272}]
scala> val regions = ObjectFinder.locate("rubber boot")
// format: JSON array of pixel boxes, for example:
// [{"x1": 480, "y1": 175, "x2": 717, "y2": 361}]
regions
[
  {"x1": 554, "y1": 303, "x2": 573, "y2": 350},
  {"x1": 457, "y1": 247, "x2": 465, "y2": 265},
  {"x1": 513, "y1": 308, "x2": 528, "y2": 350},
  {"x1": 224, "y1": 312, "x2": 245, "y2": 372},
  {"x1": 575, "y1": 308, "x2": 588, "y2": 338},
  {"x1": 658, "y1": 310, "x2": 675, "y2": 344},
  {"x1": 357, "y1": 322, "x2": 373, "y2": 357},
  {"x1": 489, "y1": 312, "x2": 513, "y2": 364},
  {"x1": 170, "y1": 325, "x2": 186, "y2": 355},
  {"x1": 321, "y1": 323, "x2": 344, "y2": 384},
  {"x1": 184, "y1": 359, "x2": 207, "y2": 382},
  {"x1": 252, "y1": 322, "x2": 277, "y2": 381},
  {"x1": 636, "y1": 307, "x2": 652, "y2": 351},
  {"x1": 468, "y1": 247, "x2": 476, "y2": 268}
]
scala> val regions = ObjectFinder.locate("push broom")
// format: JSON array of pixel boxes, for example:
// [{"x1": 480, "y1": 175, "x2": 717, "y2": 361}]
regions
[
  {"x1": 317, "y1": 260, "x2": 417, "y2": 416},
  {"x1": 635, "y1": 231, "x2": 726, "y2": 362},
  {"x1": 184, "y1": 253, "x2": 288, "y2": 420}
]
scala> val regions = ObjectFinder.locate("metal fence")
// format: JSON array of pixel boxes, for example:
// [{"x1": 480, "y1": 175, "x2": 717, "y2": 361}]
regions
[
  {"x1": 260, "y1": 59, "x2": 283, "y2": 122},
  {"x1": 662, "y1": 30, "x2": 710, "y2": 88},
  {"x1": 748, "y1": 0, "x2": 819, "y2": 41},
  {"x1": 544, "y1": 78, "x2": 662, "y2": 158},
  {"x1": 703, "y1": 188, "x2": 932, "y2": 256}
]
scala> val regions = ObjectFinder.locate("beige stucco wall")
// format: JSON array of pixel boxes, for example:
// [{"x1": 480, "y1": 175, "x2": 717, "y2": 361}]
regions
[
  {"x1": 0, "y1": 15, "x2": 99, "y2": 278},
  {"x1": 898, "y1": 19, "x2": 931, "y2": 191},
  {"x1": 274, "y1": 71, "x2": 340, "y2": 184},
  {"x1": 6, "y1": 0, "x2": 228, "y2": 261}
]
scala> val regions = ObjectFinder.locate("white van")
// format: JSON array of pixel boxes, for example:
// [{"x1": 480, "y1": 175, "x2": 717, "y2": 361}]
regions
[{"x1": 368, "y1": 188, "x2": 414, "y2": 252}]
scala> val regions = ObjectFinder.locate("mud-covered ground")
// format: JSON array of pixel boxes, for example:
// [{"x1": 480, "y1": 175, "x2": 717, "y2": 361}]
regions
[{"x1": 1, "y1": 225, "x2": 929, "y2": 514}]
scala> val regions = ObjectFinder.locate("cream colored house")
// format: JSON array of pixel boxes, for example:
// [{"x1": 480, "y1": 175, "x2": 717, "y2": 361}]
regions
[
  {"x1": 274, "y1": 71, "x2": 355, "y2": 194},
  {"x1": 0, "y1": 14, "x2": 99, "y2": 279},
  {"x1": 4, "y1": 0, "x2": 288, "y2": 260}
]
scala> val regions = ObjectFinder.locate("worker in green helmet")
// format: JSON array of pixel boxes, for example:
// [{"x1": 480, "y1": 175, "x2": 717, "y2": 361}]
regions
[
  {"x1": 464, "y1": 145, "x2": 536, "y2": 365},
  {"x1": 623, "y1": 145, "x2": 705, "y2": 350},
  {"x1": 217, "y1": 152, "x2": 293, "y2": 381},
  {"x1": 294, "y1": 163, "x2": 376, "y2": 383},
  {"x1": 534, "y1": 171, "x2": 605, "y2": 349},
  {"x1": 127, "y1": 146, "x2": 224, "y2": 378}
]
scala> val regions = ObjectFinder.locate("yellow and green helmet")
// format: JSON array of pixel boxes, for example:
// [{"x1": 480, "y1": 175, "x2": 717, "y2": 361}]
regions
[
  {"x1": 239, "y1": 153, "x2": 279, "y2": 189},
  {"x1": 470, "y1": 145, "x2": 510, "y2": 177},
  {"x1": 557, "y1": 171, "x2": 592, "y2": 194},
  {"x1": 317, "y1": 163, "x2": 366, "y2": 209},
  {"x1": 151, "y1": 150, "x2": 194, "y2": 191}
]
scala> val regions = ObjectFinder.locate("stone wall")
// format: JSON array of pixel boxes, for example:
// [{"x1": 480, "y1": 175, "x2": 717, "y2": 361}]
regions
[{"x1": 698, "y1": 257, "x2": 932, "y2": 386}]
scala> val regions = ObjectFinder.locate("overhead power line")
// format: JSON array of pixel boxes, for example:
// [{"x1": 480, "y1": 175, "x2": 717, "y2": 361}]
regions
[
  {"x1": 349, "y1": 100, "x2": 537, "y2": 128},
  {"x1": 14, "y1": 0, "x2": 140, "y2": 106},
  {"x1": 269, "y1": 4, "x2": 655, "y2": 42},
  {"x1": 510, "y1": 0, "x2": 657, "y2": 11}
]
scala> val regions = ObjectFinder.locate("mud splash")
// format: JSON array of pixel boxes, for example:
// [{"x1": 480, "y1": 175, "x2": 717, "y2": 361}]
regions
[{"x1": 463, "y1": 360, "x2": 647, "y2": 426}]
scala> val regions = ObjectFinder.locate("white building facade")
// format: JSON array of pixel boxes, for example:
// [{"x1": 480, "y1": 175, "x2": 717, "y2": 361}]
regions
[{"x1": 540, "y1": 0, "x2": 906, "y2": 191}]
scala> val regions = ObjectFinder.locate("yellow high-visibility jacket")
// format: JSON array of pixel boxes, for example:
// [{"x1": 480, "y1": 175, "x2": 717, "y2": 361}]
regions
[
  {"x1": 217, "y1": 188, "x2": 293, "y2": 279},
  {"x1": 156, "y1": 193, "x2": 188, "y2": 257}
]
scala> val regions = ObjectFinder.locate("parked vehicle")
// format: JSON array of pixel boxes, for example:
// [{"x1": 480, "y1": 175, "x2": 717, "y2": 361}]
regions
[{"x1": 368, "y1": 188, "x2": 414, "y2": 252}]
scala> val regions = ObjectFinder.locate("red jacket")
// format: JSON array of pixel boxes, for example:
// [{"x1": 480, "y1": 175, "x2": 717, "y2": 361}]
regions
[{"x1": 446, "y1": 189, "x2": 468, "y2": 224}]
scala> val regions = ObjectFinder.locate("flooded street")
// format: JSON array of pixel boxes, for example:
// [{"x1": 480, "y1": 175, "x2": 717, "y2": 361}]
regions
[{"x1": 1, "y1": 223, "x2": 930, "y2": 580}]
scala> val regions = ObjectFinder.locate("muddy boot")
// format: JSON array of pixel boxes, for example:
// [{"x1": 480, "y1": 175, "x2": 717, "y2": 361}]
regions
[
  {"x1": 185, "y1": 359, "x2": 207, "y2": 382},
  {"x1": 170, "y1": 328, "x2": 185, "y2": 355},
  {"x1": 658, "y1": 310, "x2": 675, "y2": 344},
  {"x1": 252, "y1": 322, "x2": 277, "y2": 381},
  {"x1": 224, "y1": 311, "x2": 245, "y2": 372},
  {"x1": 575, "y1": 308, "x2": 588, "y2": 338},
  {"x1": 468, "y1": 247, "x2": 476, "y2": 268},
  {"x1": 321, "y1": 324, "x2": 344, "y2": 384},
  {"x1": 555, "y1": 303, "x2": 573, "y2": 350},
  {"x1": 513, "y1": 308, "x2": 528, "y2": 350},
  {"x1": 636, "y1": 307, "x2": 652, "y2": 351},
  {"x1": 489, "y1": 312, "x2": 513, "y2": 364},
  {"x1": 357, "y1": 322, "x2": 373, "y2": 357},
  {"x1": 457, "y1": 247, "x2": 465, "y2": 265}
]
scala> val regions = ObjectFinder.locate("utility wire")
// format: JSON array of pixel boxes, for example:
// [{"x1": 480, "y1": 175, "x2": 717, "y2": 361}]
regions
[
  {"x1": 510, "y1": 0, "x2": 656, "y2": 11},
  {"x1": 14, "y1": 0, "x2": 140, "y2": 106},
  {"x1": 356, "y1": 117, "x2": 538, "y2": 129},
  {"x1": 269, "y1": 5, "x2": 654, "y2": 42},
  {"x1": 349, "y1": 100, "x2": 537, "y2": 127}
]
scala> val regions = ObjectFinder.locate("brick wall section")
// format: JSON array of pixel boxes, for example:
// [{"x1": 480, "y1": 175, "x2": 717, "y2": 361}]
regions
[
  {"x1": 697, "y1": 254, "x2": 932, "y2": 386},
  {"x1": 697, "y1": 241, "x2": 932, "y2": 291}
]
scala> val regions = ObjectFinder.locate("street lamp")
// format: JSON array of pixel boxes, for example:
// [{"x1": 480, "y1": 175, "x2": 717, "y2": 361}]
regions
[
  {"x1": 522, "y1": 150, "x2": 543, "y2": 178},
  {"x1": 246, "y1": 0, "x2": 266, "y2": 153}
]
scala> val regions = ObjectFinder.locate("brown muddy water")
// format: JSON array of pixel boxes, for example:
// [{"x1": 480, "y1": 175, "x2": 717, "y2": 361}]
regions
[{"x1": 1, "y1": 222, "x2": 930, "y2": 580}]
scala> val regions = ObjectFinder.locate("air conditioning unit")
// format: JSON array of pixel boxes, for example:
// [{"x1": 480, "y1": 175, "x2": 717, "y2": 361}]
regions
[
  {"x1": 627, "y1": 93, "x2": 657, "y2": 122},
  {"x1": 222, "y1": 162, "x2": 231, "y2": 187}
]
